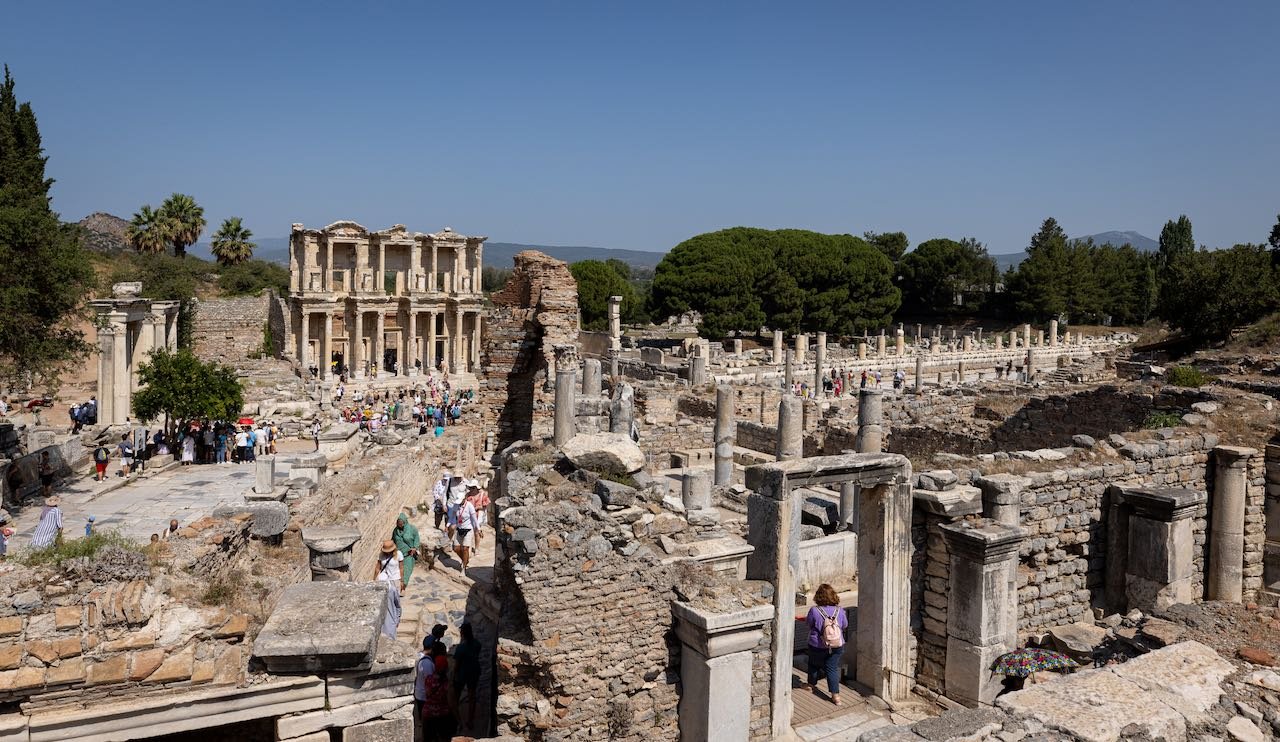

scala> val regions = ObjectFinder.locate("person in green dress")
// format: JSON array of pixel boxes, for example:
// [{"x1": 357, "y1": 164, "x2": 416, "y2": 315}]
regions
[{"x1": 392, "y1": 513, "x2": 421, "y2": 585}]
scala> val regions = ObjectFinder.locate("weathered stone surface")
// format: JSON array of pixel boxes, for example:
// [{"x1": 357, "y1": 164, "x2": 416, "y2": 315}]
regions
[
  {"x1": 275, "y1": 696, "x2": 411, "y2": 739},
  {"x1": 998, "y1": 666, "x2": 1185, "y2": 742},
  {"x1": 300, "y1": 526, "x2": 361, "y2": 553},
  {"x1": 917, "y1": 470, "x2": 958, "y2": 492},
  {"x1": 1072, "y1": 434, "x2": 1097, "y2": 448},
  {"x1": 560, "y1": 433, "x2": 645, "y2": 474},
  {"x1": 1110, "y1": 640, "x2": 1233, "y2": 720},
  {"x1": 1238, "y1": 646, "x2": 1277, "y2": 666},
  {"x1": 594, "y1": 479, "x2": 637, "y2": 507},
  {"x1": 1046, "y1": 621, "x2": 1108, "y2": 657},
  {"x1": 341, "y1": 716, "x2": 413, "y2": 742},
  {"x1": 1244, "y1": 669, "x2": 1280, "y2": 692},
  {"x1": 213, "y1": 502, "x2": 289, "y2": 538},
  {"x1": 1140, "y1": 618, "x2": 1184, "y2": 647},
  {"x1": 252, "y1": 582, "x2": 387, "y2": 673},
  {"x1": 912, "y1": 707, "x2": 1006, "y2": 741},
  {"x1": 1227, "y1": 716, "x2": 1265, "y2": 742}
]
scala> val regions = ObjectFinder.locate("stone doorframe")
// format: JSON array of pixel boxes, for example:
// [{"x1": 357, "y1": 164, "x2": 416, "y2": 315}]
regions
[{"x1": 745, "y1": 453, "x2": 913, "y2": 738}]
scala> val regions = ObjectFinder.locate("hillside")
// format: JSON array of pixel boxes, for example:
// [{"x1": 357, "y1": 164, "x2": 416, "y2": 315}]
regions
[
  {"x1": 76, "y1": 212, "x2": 130, "y2": 252},
  {"x1": 991, "y1": 230, "x2": 1158, "y2": 270}
]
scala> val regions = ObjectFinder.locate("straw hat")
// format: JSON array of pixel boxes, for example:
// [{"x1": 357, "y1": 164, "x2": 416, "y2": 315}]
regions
[
  {"x1": 380, "y1": 539, "x2": 396, "y2": 554},
  {"x1": 45, "y1": 496, "x2": 61, "y2": 507}
]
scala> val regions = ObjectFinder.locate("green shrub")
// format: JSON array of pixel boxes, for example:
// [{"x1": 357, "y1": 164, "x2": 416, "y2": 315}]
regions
[
  {"x1": 19, "y1": 530, "x2": 142, "y2": 568},
  {"x1": 1144, "y1": 411, "x2": 1184, "y2": 429},
  {"x1": 201, "y1": 570, "x2": 245, "y2": 606},
  {"x1": 1166, "y1": 366, "x2": 1214, "y2": 388}
]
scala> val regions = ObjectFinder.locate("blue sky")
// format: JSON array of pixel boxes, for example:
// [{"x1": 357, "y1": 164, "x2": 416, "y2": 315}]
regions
[{"x1": 5, "y1": 1, "x2": 1278, "y2": 255}]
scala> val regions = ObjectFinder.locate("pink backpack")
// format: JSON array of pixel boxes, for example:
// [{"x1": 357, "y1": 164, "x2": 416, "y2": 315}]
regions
[{"x1": 819, "y1": 607, "x2": 844, "y2": 648}]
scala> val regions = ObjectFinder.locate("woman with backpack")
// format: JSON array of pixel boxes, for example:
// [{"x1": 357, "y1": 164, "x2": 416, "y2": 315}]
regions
[{"x1": 803, "y1": 583, "x2": 849, "y2": 705}]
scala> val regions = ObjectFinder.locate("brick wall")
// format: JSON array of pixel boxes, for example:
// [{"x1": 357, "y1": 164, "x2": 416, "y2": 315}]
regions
[{"x1": 191, "y1": 292, "x2": 284, "y2": 364}]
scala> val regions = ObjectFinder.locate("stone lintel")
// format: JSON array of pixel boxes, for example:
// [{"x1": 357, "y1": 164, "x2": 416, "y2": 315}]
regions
[
  {"x1": 672, "y1": 602, "x2": 771, "y2": 659},
  {"x1": 913, "y1": 485, "x2": 982, "y2": 518},
  {"x1": 301, "y1": 527, "x2": 363, "y2": 553},
  {"x1": 744, "y1": 453, "x2": 909, "y2": 501},
  {"x1": 1113, "y1": 486, "x2": 1206, "y2": 522},
  {"x1": 939, "y1": 520, "x2": 1026, "y2": 563},
  {"x1": 1213, "y1": 445, "x2": 1257, "y2": 466}
]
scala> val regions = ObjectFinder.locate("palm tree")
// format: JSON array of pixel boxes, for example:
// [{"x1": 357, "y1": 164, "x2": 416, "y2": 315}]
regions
[
  {"x1": 126, "y1": 205, "x2": 171, "y2": 254},
  {"x1": 159, "y1": 193, "x2": 205, "y2": 258},
  {"x1": 210, "y1": 217, "x2": 256, "y2": 266}
]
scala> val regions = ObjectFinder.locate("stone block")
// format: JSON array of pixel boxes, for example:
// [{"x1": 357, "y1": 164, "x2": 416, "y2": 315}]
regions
[
  {"x1": 45, "y1": 658, "x2": 86, "y2": 686},
  {"x1": 147, "y1": 647, "x2": 194, "y2": 683},
  {"x1": 53, "y1": 606, "x2": 81, "y2": 630},
  {"x1": 0, "y1": 618, "x2": 22, "y2": 638},
  {"x1": 1109, "y1": 640, "x2": 1232, "y2": 721},
  {"x1": 997, "y1": 666, "x2": 1185, "y2": 742},
  {"x1": 341, "y1": 716, "x2": 413, "y2": 742},
  {"x1": 129, "y1": 648, "x2": 165, "y2": 681},
  {"x1": 560, "y1": 433, "x2": 646, "y2": 475},
  {"x1": 87, "y1": 655, "x2": 128, "y2": 686},
  {"x1": 252, "y1": 582, "x2": 386, "y2": 673},
  {"x1": 275, "y1": 696, "x2": 412, "y2": 739},
  {"x1": 0, "y1": 666, "x2": 45, "y2": 693},
  {"x1": 0, "y1": 645, "x2": 20, "y2": 671}
]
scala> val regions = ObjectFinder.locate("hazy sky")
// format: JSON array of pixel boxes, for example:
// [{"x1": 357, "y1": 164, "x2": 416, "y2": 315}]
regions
[{"x1": 5, "y1": 1, "x2": 1278, "y2": 254}]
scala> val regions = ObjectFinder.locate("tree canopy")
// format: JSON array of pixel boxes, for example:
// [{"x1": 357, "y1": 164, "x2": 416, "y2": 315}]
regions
[
  {"x1": 1160, "y1": 243, "x2": 1278, "y2": 339},
  {"x1": 0, "y1": 66, "x2": 95, "y2": 387},
  {"x1": 160, "y1": 193, "x2": 204, "y2": 259},
  {"x1": 863, "y1": 231, "x2": 909, "y2": 265},
  {"x1": 651, "y1": 227, "x2": 899, "y2": 338},
  {"x1": 898, "y1": 238, "x2": 998, "y2": 315},
  {"x1": 569, "y1": 259, "x2": 640, "y2": 331},
  {"x1": 131, "y1": 348, "x2": 244, "y2": 422},
  {"x1": 210, "y1": 216, "x2": 255, "y2": 266}
]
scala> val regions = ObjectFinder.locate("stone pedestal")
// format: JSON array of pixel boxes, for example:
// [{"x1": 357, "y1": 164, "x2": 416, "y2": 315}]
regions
[
  {"x1": 255, "y1": 456, "x2": 277, "y2": 495},
  {"x1": 856, "y1": 389, "x2": 883, "y2": 453},
  {"x1": 976, "y1": 474, "x2": 1025, "y2": 526},
  {"x1": 672, "y1": 602, "x2": 772, "y2": 742},
  {"x1": 582, "y1": 359, "x2": 602, "y2": 397},
  {"x1": 713, "y1": 386, "x2": 735, "y2": 486},
  {"x1": 772, "y1": 330, "x2": 783, "y2": 365},
  {"x1": 941, "y1": 519, "x2": 1025, "y2": 707},
  {"x1": 553, "y1": 346, "x2": 578, "y2": 446},
  {"x1": 776, "y1": 397, "x2": 802, "y2": 461},
  {"x1": 682, "y1": 470, "x2": 712, "y2": 511},
  {"x1": 1209, "y1": 446, "x2": 1256, "y2": 601},
  {"x1": 732, "y1": 338, "x2": 743, "y2": 355},
  {"x1": 301, "y1": 527, "x2": 362, "y2": 581},
  {"x1": 1121, "y1": 487, "x2": 1205, "y2": 611}
]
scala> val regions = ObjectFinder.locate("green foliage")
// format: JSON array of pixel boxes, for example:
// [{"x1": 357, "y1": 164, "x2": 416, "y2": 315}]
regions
[
  {"x1": 570, "y1": 259, "x2": 639, "y2": 331},
  {"x1": 127, "y1": 204, "x2": 171, "y2": 254},
  {"x1": 898, "y1": 238, "x2": 998, "y2": 314},
  {"x1": 0, "y1": 66, "x2": 96, "y2": 387},
  {"x1": 20, "y1": 530, "x2": 142, "y2": 567},
  {"x1": 159, "y1": 193, "x2": 205, "y2": 258},
  {"x1": 482, "y1": 266, "x2": 512, "y2": 293},
  {"x1": 1156, "y1": 215, "x2": 1195, "y2": 317},
  {"x1": 1161, "y1": 244, "x2": 1278, "y2": 339},
  {"x1": 131, "y1": 348, "x2": 244, "y2": 422},
  {"x1": 651, "y1": 227, "x2": 899, "y2": 338},
  {"x1": 210, "y1": 216, "x2": 255, "y2": 266},
  {"x1": 1003, "y1": 219, "x2": 1157, "y2": 324},
  {"x1": 106, "y1": 251, "x2": 210, "y2": 349},
  {"x1": 254, "y1": 321, "x2": 275, "y2": 359},
  {"x1": 1237, "y1": 312, "x2": 1280, "y2": 348},
  {"x1": 1166, "y1": 365, "x2": 1214, "y2": 388},
  {"x1": 218, "y1": 259, "x2": 288, "y2": 297},
  {"x1": 1143, "y1": 411, "x2": 1184, "y2": 429},
  {"x1": 864, "y1": 231, "x2": 909, "y2": 264}
]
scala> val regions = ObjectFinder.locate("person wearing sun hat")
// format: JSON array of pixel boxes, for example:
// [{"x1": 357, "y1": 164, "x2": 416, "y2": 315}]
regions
[
  {"x1": 375, "y1": 539, "x2": 404, "y2": 638},
  {"x1": 31, "y1": 495, "x2": 63, "y2": 549}
]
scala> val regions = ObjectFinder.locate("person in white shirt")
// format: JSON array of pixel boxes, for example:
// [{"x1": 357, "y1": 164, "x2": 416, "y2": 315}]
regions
[
  {"x1": 451, "y1": 495, "x2": 479, "y2": 576},
  {"x1": 431, "y1": 471, "x2": 450, "y2": 530},
  {"x1": 375, "y1": 539, "x2": 404, "y2": 638}
]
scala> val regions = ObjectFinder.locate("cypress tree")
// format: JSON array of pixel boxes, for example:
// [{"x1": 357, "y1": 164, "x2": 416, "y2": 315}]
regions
[{"x1": 0, "y1": 65, "x2": 95, "y2": 387}]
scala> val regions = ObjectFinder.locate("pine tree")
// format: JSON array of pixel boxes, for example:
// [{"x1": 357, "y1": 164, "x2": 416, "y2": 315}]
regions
[
  {"x1": 1156, "y1": 215, "x2": 1195, "y2": 318},
  {"x1": 0, "y1": 66, "x2": 95, "y2": 387}
]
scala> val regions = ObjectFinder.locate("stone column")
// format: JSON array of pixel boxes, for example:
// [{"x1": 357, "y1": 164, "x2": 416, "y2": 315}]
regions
[
  {"x1": 430, "y1": 244, "x2": 439, "y2": 291},
  {"x1": 977, "y1": 474, "x2": 1024, "y2": 527},
  {"x1": 877, "y1": 331, "x2": 887, "y2": 357},
  {"x1": 856, "y1": 388, "x2": 883, "y2": 453},
  {"x1": 794, "y1": 334, "x2": 807, "y2": 365},
  {"x1": 582, "y1": 358, "x2": 602, "y2": 397},
  {"x1": 406, "y1": 311, "x2": 418, "y2": 375},
  {"x1": 682, "y1": 470, "x2": 712, "y2": 511},
  {"x1": 298, "y1": 311, "x2": 310, "y2": 370},
  {"x1": 813, "y1": 331, "x2": 827, "y2": 395},
  {"x1": 1008, "y1": 329, "x2": 1018, "y2": 348},
  {"x1": 672, "y1": 602, "x2": 773, "y2": 742},
  {"x1": 553, "y1": 345, "x2": 578, "y2": 446},
  {"x1": 471, "y1": 311, "x2": 482, "y2": 369},
  {"x1": 452, "y1": 306, "x2": 464, "y2": 373},
  {"x1": 326, "y1": 241, "x2": 334, "y2": 291},
  {"x1": 915, "y1": 324, "x2": 922, "y2": 344},
  {"x1": 609, "y1": 382, "x2": 635, "y2": 436},
  {"x1": 374, "y1": 310, "x2": 385, "y2": 376},
  {"x1": 1048, "y1": 319, "x2": 1059, "y2": 347},
  {"x1": 131, "y1": 317, "x2": 155, "y2": 393},
  {"x1": 1021, "y1": 324, "x2": 1031, "y2": 348},
  {"x1": 351, "y1": 309, "x2": 364, "y2": 379},
  {"x1": 775, "y1": 396, "x2": 802, "y2": 461},
  {"x1": 1121, "y1": 487, "x2": 1206, "y2": 611},
  {"x1": 254, "y1": 455, "x2": 276, "y2": 495},
  {"x1": 915, "y1": 354, "x2": 924, "y2": 395},
  {"x1": 427, "y1": 310, "x2": 437, "y2": 372},
  {"x1": 771, "y1": 330, "x2": 783, "y2": 365},
  {"x1": 784, "y1": 348, "x2": 793, "y2": 387},
  {"x1": 97, "y1": 315, "x2": 128, "y2": 426},
  {"x1": 839, "y1": 481, "x2": 859, "y2": 532},
  {"x1": 732, "y1": 338, "x2": 743, "y2": 355},
  {"x1": 302, "y1": 527, "x2": 361, "y2": 581},
  {"x1": 714, "y1": 386, "x2": 735, "y2": 486},
  {"x1": 994, "y1": 334, "x2": 1003, "y2": 350},
  {"x1": 895, "y1": 325, "x2": 905, "y2": 357},
  {"x1": 1025, "y1": 348, "x2": 1034, "y2": 382},
  {"x1": 962, "y1": 335, "x2": 972, "y2": 353},
  {"x1": 321, "y1": 312, "x2": 333, "y2": 380},
  {"x1": 689, "y1": 352, "x2": 707, "y2": 387},
  {"x1": 941, "y1": 519, "x2": 1025, "y2": 707},
  {"x1": 1208, "y1": 446, "x2": 1256, "y2": 601},
  {"x1": 607, "y1": 295, "x2": 623, "y2": 350},
  {"x1": 473, "y1": 243, "x2": 483, "y2": 292},
  {"x1": 856, "y1": 480, "x2": 914, "y2": 701},
  {"x1": 858, "y1": 341, "x2": 867, "y2": 360},
  {"x1": 608, "y1": 348, "x2": 620, "y2": 378}
]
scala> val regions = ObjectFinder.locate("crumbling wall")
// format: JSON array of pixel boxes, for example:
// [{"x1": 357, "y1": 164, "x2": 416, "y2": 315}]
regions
[
  {"x1": 911, "y1": 512, "x2": 950, "y2": 693},
  {"x1": 480, "y1": 251, "x2": 579, "y2": 454},
  {"x1": 495, "y1": 499, "x2": 681, "y2": 741},
  {"x1": 191, "y1": 292, "x2": 286, "y2": 363}
]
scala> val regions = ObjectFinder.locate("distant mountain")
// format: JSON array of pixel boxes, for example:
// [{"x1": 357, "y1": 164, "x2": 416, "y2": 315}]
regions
[
  {"x1": 188, "y1": 238, "x2": 668, "y2": 269},
  {"x1": 990, "y1": 230, "x2": 1157, "y2": 271},
  {"x1": 76, "y1": 212, "x2": 131, "y2": 253}
]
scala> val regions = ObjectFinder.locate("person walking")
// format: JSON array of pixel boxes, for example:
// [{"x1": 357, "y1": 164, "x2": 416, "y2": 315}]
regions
[
  {"x1": 181, "y1": 431, "x2": 195, "y2": 466},
  {"x1": 117, "y1": 434, "x2": 134, "y2": 477},
  {"x1": 376, "y1": 540, "x2": 405, "y2": 639},
  {"x1": 453, "y1": 623, "x2": 482, "y2": 732},
  {"x1": 392, "y1": 513, "x2": 421, "y2": 587},
  {"x1": 450, "y1": 488, "x2": 478, "y2": 576},
  {"x1": 30, "y1": 495, "x2": 63, "y2": 549},
  {"x1": 311, "y1": 418, "x2": 321, "y2": 451},
  {"x1": 420, "y1": 653, "x2": 456, "y2": 741},
  {"x1": 432, "y1": 471, "x2": 450, "y2": 530},
  {"x1": 92, "y1": 441, "x2": 110, "y2": 481},
  {"x1": 803, "y1": 583, "x2": 849, "y2": 705},
  {"x1": 38, "y1": 451, "x2": 56, "y2": 499}
]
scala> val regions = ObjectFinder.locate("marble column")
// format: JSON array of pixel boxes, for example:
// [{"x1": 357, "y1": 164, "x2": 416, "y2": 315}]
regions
[
  {"x1": 375, "y1": 310, "x2": 385, "y2": 376},
  {"x1": 608, "y1": 296, "x2": 623, "y2": 351},
  {"x1": 682, "y1": 470, "x2": 712, "y2": 511},
  {"x1": 856, "y1": 480, "x2": 914, "y2": 701},
  {"x1": 1208, "y1": 446, "x2": 1256, "y2": 601},
  {"x1": 813, "y1": 331, "x2": 827, "y2": 396},
  {"x1": 471, "y1": 311, "x2": 482, "y2": 369},
  {"x1": 553, "y1": 346, "x2": 577, "y2": 446},
  {"x1": 322, "y1": 312, "x2": 333, "y2": 379},
  {"x1": 406, "y1": 311, "x2": 418, "y2": 375},
  {"x1": 714, "y1": 386, "x2": 735, "y2": 486},
  {"x1": 452, "y1": 306, "x2": 463, "y2": 373},
  {"x1": 427, "y1": 310, "x2": 437, "y2": 372},
  {"x1": 877, "y1": 331, "x2": 887, "y2": 357},
  {"x1": 895, "y1": 325, "x2": 905, "y2": 357},
  {"x1": 1025, "y1": 348, "x2": 1034, "y2": 382},
  {"x1": 1048, "y1": 319, "x2": 1059, "y2": 347},
  {"x1": 111, "y1": 319, "x2": 129, "y2": 425},
  {"x1": 351, "y1": 309, "x2": 364, "y2": 379},
  {"x1": 298, "y1": 311, "x2": 310, "y2": 370},
  {"x1": 430, "y1": 244, "x2": 439, "y2": 292},
  {"x1": 858, "y1": 341, "x2": 867, "y2": 360},
  {"x1": 856, "y1": 388, "x2": 883, "y2": 453},
  {"x1": 689, "y1": 352, "x2": 707, "y2": 387},
  {"x1": 97, "y1": 316, "x2": 123, "y2": 425},
  {"x1": 941, "y1": 519, "x2": 1025, "y2": 707},
  {"x1": 795, "y1": 334, "x2": 807, "y2": 365},
  {"x1": 582, "y1": 358, "x2": 603, "y2": 397},
  {"x1": 915, "y1": 354, "x2": 924, "y2": 395},
  {"x1": 775, "y1": 396, "x2": 802, "y2": 461},
  {"x1": 784, "y1": 348, "x2": 793, "y2": 387},
  {"x1": 771, "y1": 330, "x2": 783, "y2": 365}
]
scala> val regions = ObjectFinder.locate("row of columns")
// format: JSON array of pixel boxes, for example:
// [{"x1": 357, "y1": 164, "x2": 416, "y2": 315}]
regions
[
  {"x1": 298, "y1": 306, "x2": 480, "y2": 380},
  {"x1": 302, "y1": 240, "x2": 481, "y2": 296},
  {"x1": 96, "y1": 309, "x2": 178, "y2": 426}
]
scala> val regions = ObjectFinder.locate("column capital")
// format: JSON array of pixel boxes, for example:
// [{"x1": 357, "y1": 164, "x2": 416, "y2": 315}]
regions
[
  {"x1": 1214, "y1": 445, "x2": 1257, "y2": 466},
  {"x1": 940, "y1": 519, "x2": 1026, "y2": 563},
  {"x1": 672, "y1": 602, "x2": 772, "y2": 659},
  {"x1": 553, "y1": 344, "x2": 578, "y2": 371}
]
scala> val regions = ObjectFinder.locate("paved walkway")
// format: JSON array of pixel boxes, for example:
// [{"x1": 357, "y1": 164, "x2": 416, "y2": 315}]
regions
[{"x1": 12, "y1": 463, "x2": 252, "y2": 546}]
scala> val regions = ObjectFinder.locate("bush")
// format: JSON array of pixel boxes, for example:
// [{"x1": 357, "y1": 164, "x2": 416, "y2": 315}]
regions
[
  {"x1": 1166, "y1": 366, "x2": 1214, "y2": 388},
  {"x1": 1144, "y1": 411, "x2": 1184, "y2": 429},
  {"x1": 202, "y1": 570, "x2": 245, "y2": 605},
  {"x1": 218, "y1": 259, "x2": 289, "y2": 297},
  {"x1": 20, "y1": 530, "x2": 143, "y2": 568}
]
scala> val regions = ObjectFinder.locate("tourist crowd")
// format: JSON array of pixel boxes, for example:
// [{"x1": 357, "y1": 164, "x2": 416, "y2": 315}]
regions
[
  {"x1": 335, "y1": 377, "x2": 476, "y2": 436},
  {"x1": 788, "y1": 367, "x2": 908, "y2": 398}
]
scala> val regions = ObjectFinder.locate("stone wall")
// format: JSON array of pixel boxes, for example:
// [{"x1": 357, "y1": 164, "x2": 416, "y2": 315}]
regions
[
  {"x1": 480, "y1": 251, "x2": 579, "y2": 454},
  {"x1": 912, "y1": 513, "x2": 949, "y2": 693},
  {"x1": 348, "y1": 447, "x2": 440, "y2": 584},
  {"x1": 192, "y1": 292, "x2": 284, "y2": 363}
]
